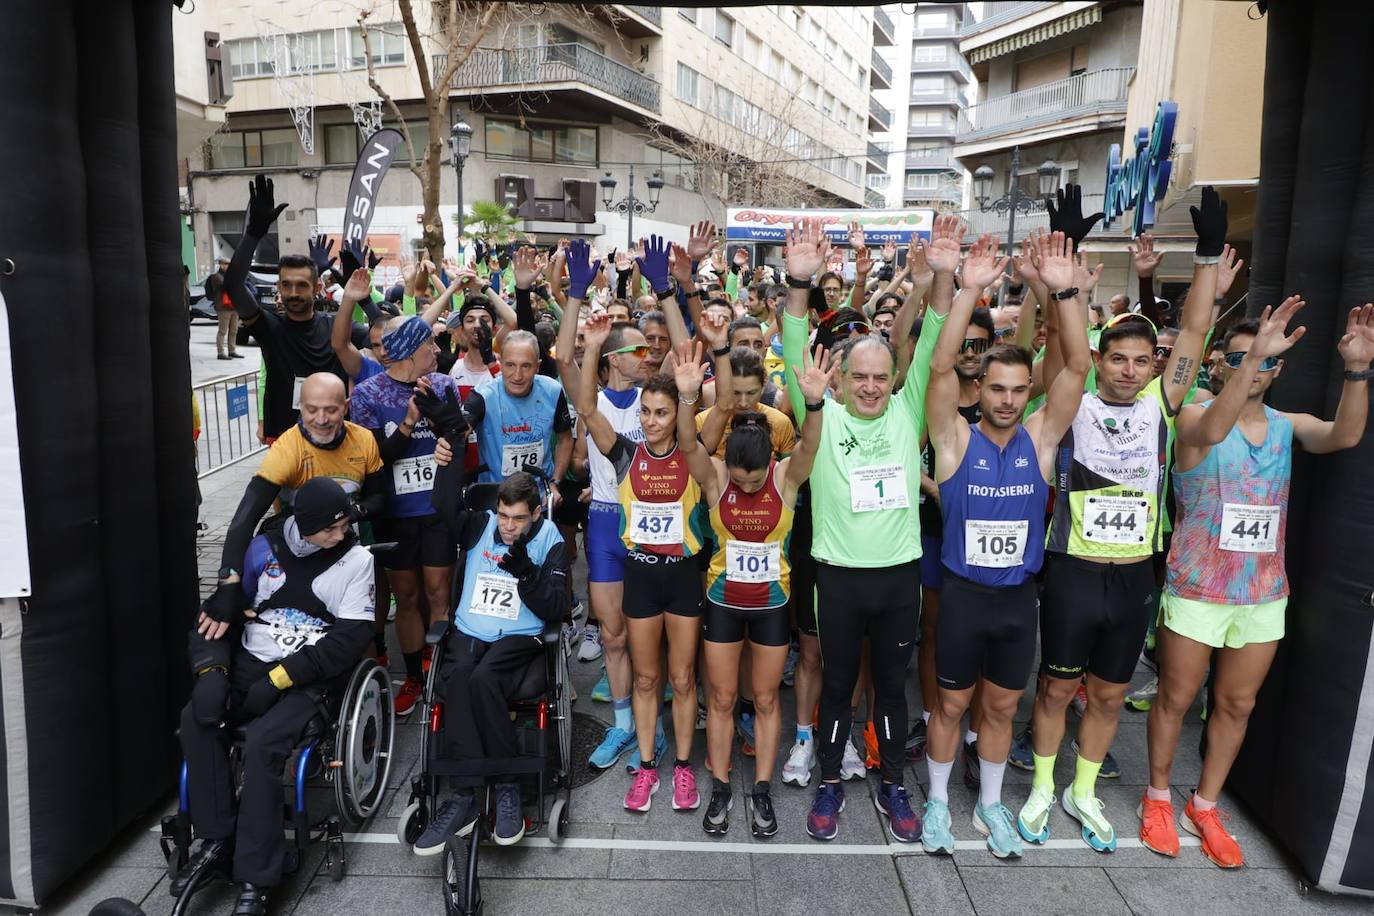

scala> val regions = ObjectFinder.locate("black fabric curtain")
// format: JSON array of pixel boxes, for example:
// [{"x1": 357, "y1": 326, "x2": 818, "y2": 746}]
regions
[{"x1": 0, "y1": 0, "x2": 197, "y2": 906}]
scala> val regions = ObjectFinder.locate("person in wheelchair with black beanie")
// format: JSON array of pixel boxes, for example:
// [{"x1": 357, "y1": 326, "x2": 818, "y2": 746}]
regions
[
  {"x1": 178, "y1": 476, "x2": 375, "y2": 916},
  {"x1": 412, "y1": 387, "x2": 568, "y2": 853}
]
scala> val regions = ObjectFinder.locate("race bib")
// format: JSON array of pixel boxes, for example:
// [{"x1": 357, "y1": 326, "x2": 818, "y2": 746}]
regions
[
  {"x1": 725, "y1": 540, "x2": 781, "y2": 583},
  {"x1": 291, "y1": 376, "x2": 306, "y2": 411},
  {"x1": 469, "y1": 572, "x2": 519, "y2": 620},
  {"x1": 1219, "y1": 503, "x2": 1279, "y2": 553},
  {"x1": 1082, "y1": 495, "x2": 1149, "y2": 545},
  {"x1": 964, "y1": 519, "x2": 1028, "y2": 569},
  {"x1": 392, "y1": 455, "x2": 436, "y2": 494},
  {"x1": 850, "y1": 464, "x2": 909, "y2": 513},
  {"x1": 502, "y1": 441, "x2": 545, "y2": 477},
  {"x1": 629, "y1": 501, "x2": 684, "y2": 545}
]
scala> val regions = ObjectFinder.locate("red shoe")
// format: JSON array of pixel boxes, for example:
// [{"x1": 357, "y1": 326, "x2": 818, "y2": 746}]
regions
[
  {"x1": 1182, "y1": 799, "x2": 1244, "y2": 868},
  {"x1": 1137, "y1": 795, "x2": 1180, "y2": 857},
  {"x1": 863, "y1": 721, "x2": 880, "y2": 770},
  {"x1": 394, "y1": 676, "x2": 423, "y2": 717},
  {"x1": 421, "y1": 645, "x2": 433, "y2": 674}
]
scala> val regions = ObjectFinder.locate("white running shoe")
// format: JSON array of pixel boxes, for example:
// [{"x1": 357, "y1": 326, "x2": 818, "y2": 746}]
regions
[
  {"x1": 577, "y1": 622, "x2": 603, "y2": 662},
  {"x1": 840, "y1": 737, "x2": 867, "y2": 781},
  {"x1": 781, "y1": 739, "x2": 816, "y2": 787}
]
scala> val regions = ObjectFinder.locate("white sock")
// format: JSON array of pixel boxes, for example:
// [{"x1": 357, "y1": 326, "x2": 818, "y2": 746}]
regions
[
  {"x1": 927, "y1": 756, "x2": 954, "y2": 803},
  {"x1": 922, "y1": 709, "x2": 931, "y2": 725},
  {"x1": 965, "y1": 729, "x2": 978, "y2": 745},
  {"x1": 979, "y1": 757, "x2": 1006, "y2": 810}
]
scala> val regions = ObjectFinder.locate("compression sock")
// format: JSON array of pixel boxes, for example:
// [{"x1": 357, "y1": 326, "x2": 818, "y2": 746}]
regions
[
  {"x1": 403, "y1": 651, "x2": 422, "y2": 681},
  {"x1": 613, "y1": 695, "x2": 633, "y2": 732},
  {"x1": 926, "y1": 756, "x2": 954, "y2": 803},
  {"x1": 1072, "y1": 755, "x2": 1103, "y2": 801},
  {"x1": 796, "y1": 723, "x2": 812, "y2": 742},
  {"x1": 978, "y1": 758, "x2": 1006, "y2": 809},
  {"x1": 1032, "y1": 752, "x2": 1057, "y2": 793}
]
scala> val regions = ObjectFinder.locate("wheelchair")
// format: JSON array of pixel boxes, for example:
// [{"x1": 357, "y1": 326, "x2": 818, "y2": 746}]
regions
[
  {"x1": 160, "y1": 656, "x2": 395, "y2": 915},
  {"x1": 395, "y1": 467, "x2": 573, "y2": 916}
]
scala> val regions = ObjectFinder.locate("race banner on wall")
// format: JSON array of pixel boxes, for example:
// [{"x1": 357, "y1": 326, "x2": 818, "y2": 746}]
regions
[{"x1": 726, "y1": 207, "x2": 936, "y2": 244}]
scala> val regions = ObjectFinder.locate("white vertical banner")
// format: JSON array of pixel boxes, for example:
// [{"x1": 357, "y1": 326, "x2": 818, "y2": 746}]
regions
[{"x1": 0, "y1": 290, "x2": 31, "y2": 597}]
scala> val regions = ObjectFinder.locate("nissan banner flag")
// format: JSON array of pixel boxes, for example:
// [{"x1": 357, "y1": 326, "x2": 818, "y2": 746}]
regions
[{"x1": 342, "y1": 128, "x2": 405, "y2": 247}]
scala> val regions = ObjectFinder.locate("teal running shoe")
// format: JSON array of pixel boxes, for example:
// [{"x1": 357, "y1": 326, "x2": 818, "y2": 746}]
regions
[
  {"x1": 920, "y1": 798, "x2": 955, "y2": 855},
  {"x1": 1062, "y1": 789, "x2": 1117, "y2": 853},
  {"x1": 973, "y1": 802, "x2": 1024, "y2": 859},
  {"x1": 588, "y1": 726, "x2": 636, "y2": 770}
]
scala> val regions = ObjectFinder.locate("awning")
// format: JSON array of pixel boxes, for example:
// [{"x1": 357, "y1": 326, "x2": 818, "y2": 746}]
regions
[{"x1": 968, "y1": 7, "x2": 1104, "y2": 65}]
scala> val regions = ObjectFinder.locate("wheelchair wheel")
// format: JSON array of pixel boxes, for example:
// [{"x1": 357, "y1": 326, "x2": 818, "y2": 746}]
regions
[
  {"x1": 547, "y1": 797, "x2": 568, "y2": 844},
  {"x1": 442, "y1": 835, "x2": 481, "y2": 916},
  {"x1": 554, "y1": 631, "x2": 573, "y2": 786},
  {"x1": 333, "y1": 659, "x2": 395, "y2": 827},
  {"x1": 397, "y1": 800, "x2": 426, "y2": 849}
]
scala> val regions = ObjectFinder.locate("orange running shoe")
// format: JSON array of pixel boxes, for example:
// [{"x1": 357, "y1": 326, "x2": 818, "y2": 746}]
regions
[
  {"x1": 1182, "y1": 799, "x2": 1244, "y2": 868},
  {"x1": 1136, "y1": 795, "x2": 1180, "y2": 857},
  {"x1": 863, "y1": 720, "x2": 880, "y2": 770}
]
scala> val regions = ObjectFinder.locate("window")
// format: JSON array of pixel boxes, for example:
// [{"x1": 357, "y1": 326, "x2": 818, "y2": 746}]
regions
[
  {"x1": 325, "y1": 124, "x2": 361, "y2": 164},
  {"x1": 679, "y1": 8, "x2": 698, "y2": 25},
  {"x1": 782, "y1": 6, "x2": 798, "y2": 29},
  {"x1": 650, "y1": 146, "x2": 698, "y2": 190},
  {"x1": 909, "y1": 111, "x2": 947, "y2": 127},
  {"x1": 911, "y1": 77, "x2": 947, "y2": 97},
  {"x1": 765, "y1": 50, "x2": 781, "y2": 79},
  {"x1": 387, "y1": 121, "x2": 430, "y2": 163},
  {"x1": 744, "y1": 32, "x2": 761, "y2": 65},
  {"x1": 226, "y1": 38, "x2": 274, "y2": 79},
  {"x1": 916, "y1": 12, "x2": 948, "y2": 32},
  {"x1": 825, "y1": 35, "x2": 838, "y2": 61},
  {"x1": 820, "y1": 91, "x2": 834, "y2": 117},
  {"x1": 784, "y1": 64, "x2": 801, "y2": 90},
  {"x1": 485, "y1": 120, "x2": 598, "y2": 165},
  {"x1": 714, "y1": 11, "x2": 734, "y2": 47},
  {"x1": 914, "y1": 44, "x2": 948, "y2": 63},
  {"x1": 296, "y1": 30, "x2": 337, "y2": 72},
  {"x1": 715, "y1": 85, "x2": 736, "y2": 122},
  {"x1": 676, "y1": 63, "x2": 701, "y2": 106},
  {"x1": 548, "y1": 24, "x2": 604, "y2": 54},
  {"x1": 348, "y1": 24, "x2": 404, "y2": 69},
  {"x1": 212, "y1": 129, "x2": 298, "y2": 169},
  {"x1": 906, "y1": 173, "x2": 939, "y2": 191},
  {"x1": 556, "y1": 126, "x2": 598, "y2": 165}
]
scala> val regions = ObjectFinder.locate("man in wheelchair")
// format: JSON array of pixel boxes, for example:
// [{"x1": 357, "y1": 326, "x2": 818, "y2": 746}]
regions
[
  {"x1": 178, "y1": 477, "x2": 376, "y2": 915},
  {"x1": 412, "y1": 388, "x2": 568, "y2": 853}
]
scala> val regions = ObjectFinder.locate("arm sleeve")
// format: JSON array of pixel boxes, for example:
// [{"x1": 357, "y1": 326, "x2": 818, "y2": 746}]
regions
[
  {"x1": 222, "y1": 231, "x2": 262, "y2": 321},
  {"x1": 515, "y1": 541, "x2": 568, "y2": 624},
  {"x1": 553, "y1": 393, "x2": 573, "y2": 433},
  {"x1": 782, "y1": 310, "x2": 810, "y2": 420},
  {"x1": 221, "y1": 476, "x2": 281, "y2": 573},
  {"x1": 431, "y1": 441, "x2": 489, "y2": 549},
  {"x1": 372, "y1": 428, "x2": 413, "y2": 465},
  {"x1": 515, "y1": 285, "x2": 536, "y2": 333},
  {"x1": 616, "y1": 269, "x2": 631, "y2": 300},
  {"x1": 354, "y1": 470, "x2": 387, "y2": 521},
  {"x1": 898, "y1": 307, "x2": 949, "y2": 412}
]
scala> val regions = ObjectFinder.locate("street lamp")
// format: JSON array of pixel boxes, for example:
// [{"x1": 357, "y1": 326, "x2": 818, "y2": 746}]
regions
[
  {"x1": 599, "y1": 164, "x2": 665, "y2": 247},
  {"x1": 972, "y1": 146, "x2": 1059, "y2": 299},
  {"x1": 449, "y1": 117, "x2": 473, "y2": 246}
]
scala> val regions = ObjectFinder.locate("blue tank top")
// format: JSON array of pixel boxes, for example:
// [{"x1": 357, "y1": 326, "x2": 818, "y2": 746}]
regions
[
  {"x1": 454, "y1": 514, "x2": 563, "y2": 642},
  {"x1": 939, "y1": 424, "x2": 1048, "y2": 587},
  {"x1": 473, "y1": 374, "x2": 564, "y2": 483}
]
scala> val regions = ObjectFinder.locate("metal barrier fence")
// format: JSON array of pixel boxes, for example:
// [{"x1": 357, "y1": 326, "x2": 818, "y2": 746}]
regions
[{"x1": 194, "y1": 370, "x2": 265, "y2": 479}]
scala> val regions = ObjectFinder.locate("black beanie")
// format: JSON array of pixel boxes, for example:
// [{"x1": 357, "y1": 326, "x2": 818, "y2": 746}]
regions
[{"x1": 293, "y1": 477, "x2": 354, "y2": 536}]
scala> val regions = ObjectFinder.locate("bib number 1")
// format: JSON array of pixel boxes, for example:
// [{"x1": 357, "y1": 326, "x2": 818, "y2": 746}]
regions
[{"x1": 850, "y1": 464, "x2": 909, "y2": 513}]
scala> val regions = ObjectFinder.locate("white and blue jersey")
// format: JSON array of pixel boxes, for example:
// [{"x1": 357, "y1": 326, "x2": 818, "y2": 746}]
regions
[
  {"x1": 466, "y1": 374, "x2": 570, "y2": 484},
  {"x1": 454, "y1": 514, "x2": 565, "y2": 642}
]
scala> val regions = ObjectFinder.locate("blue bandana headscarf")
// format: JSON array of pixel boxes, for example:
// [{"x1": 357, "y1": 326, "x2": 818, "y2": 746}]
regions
[{"x1": 381, "y1": 315, "x2": 432, "y2": 361}]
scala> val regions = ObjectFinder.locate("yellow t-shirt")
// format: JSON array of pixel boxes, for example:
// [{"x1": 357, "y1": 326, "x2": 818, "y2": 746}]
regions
[
  {"x1": 256, "y1": 421, "x2": 382, "y2": 497},
  {"x1": 694, "y1": 403, "x2": 796, "y2": 460}
]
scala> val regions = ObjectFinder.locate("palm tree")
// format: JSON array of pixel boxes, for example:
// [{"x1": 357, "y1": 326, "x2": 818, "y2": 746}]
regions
[{"x1": 461, "y1": 200, "x2": 522, "y2": 244}]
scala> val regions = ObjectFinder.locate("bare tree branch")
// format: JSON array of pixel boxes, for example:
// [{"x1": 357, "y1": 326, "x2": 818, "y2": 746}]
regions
[{"x1": 358, "y1": 9, "x2": 424, "y2": 185}]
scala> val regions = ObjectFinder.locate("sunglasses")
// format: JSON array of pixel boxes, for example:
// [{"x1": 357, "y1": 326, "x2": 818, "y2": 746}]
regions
[
  {"x1": 993, "y1": 327, "x2": 1016, "y2": 339},
  {"x1": 834, "y1": 321, "x2": 872, "y2": 337},
  {"x1": 1103, "y1": 312, "x2": 1159, "y2": 334},
  {"x1": 608, "y1": 344, "x2": 650, "y2": 358},
  {"x1": 1223, "y1": 351, "x2": 1280, "y2": 371},
  {"x1": 1154, "y1": 345, "x2": 1173, "y2": 359},
  {"x1": 961, "y1": 337, "x2": 990, "y2": 354}
]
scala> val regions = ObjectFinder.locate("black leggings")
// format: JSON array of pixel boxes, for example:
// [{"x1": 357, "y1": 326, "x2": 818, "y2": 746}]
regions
[{"x1": 815, "y1": 560, "x2": 921, "y2": 783}]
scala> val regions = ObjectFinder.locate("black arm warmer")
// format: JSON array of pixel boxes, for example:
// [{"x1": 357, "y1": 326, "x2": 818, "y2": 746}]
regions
[
  {"x1": 617, "y1": 269, "x2": 631, "y2": 300},
  {"x1": 374, "y1": 427, "x2": 413, "y2": 465},
  {"x1": 279, "y1": 619, "x2": 373, "y2": 687},
  {"x1": 430, "y1": 443, "x2": 489, "y2": 550},
  {"x1": 515, "y1": 285, "x2": 536, "y2": 333},
  {"x1": 223, "y1": 230, "x2": 263, "y2": 321},
  {"x1": 354, "y1": 470, "x2": 387, "y2": 521},
  {"x1": 222, "y1": 476, "x2": 281, "y2": 572}
]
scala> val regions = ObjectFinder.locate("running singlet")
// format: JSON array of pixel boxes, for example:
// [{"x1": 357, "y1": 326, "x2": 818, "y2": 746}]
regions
[
  {"x1": 1166, "y1": 406, "x2": 1292, "y2": 604},
  {"x1": 467, "y1": 374, "x2": 570, "y2": 483},
  {"x1": 784, "y1": 308, "x2": 948, "y2": 568},
  {"x1": 448, "y1": 360, "x2": 501, "y2": 472},
  {"x1": 454, "y1": 514, "x2": 564, "y2": 641},
  {"x1": 611, "y1": 435, "x2": 705, "y2": 557},
  {"x1": 706, "y1": 464, "x2": 794, "y2": 609},
  {"x1": 920, "y1": 402, "x2": 982, "y2": 535},
  {"x1": 588, "y1": 387, "x2": 643, "y2": 503},
  {"x1": 938, "y1": 425, "x2": 1047, "y2": 587},
  {"x1": 1046, "y1": 379, "x2": 1174, "y2": 558},
  {"x1": 349, "y1": 371, "x2": 459, "y2": 518},
  {"x1": 256, "y1": 421, "x2": 382, "y2": 503}
]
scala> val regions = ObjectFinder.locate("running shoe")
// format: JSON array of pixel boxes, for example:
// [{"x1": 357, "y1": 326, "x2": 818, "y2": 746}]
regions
[
  {"x1": 623, "y1": 723, "x2": 667, "y2": 773},
  {"x1": 1124, "y1": 676, "x2": 1159, "y2": 712},
  {"x1": 840, "y1": 737, "x2": 867, "y2": 781},
  {"x1": 806, "y1": 783, "x2": 845, "y2": 841},
  {"x1": 421, "y1": 645, "x2": 433, "y2": 674},
  {"x1": 588, "y1": 726, "x2": 636, "y2": 770},
  {"x1": 1070, "y1": 739, "x2": 1121, "y2": 779},
  {"x1": 781, "y1": 643, "x2": 798, "y2": 687},
  {"x1": 1008, "y1": 726, "x2": 1034, "y2": 771},
  {"x1": 394, "y1": 676, "x2": 423, "y2": 717},
  {"x1": 663, "y1": 681, "x2": 674, "y2": 703},
  {"x1": 782, "y1": 738, "x2": 816, "y2": 787},
  {"x1": 749, "y1": 784, "x2": 779, "y2": 838},
  {"x1": 570, "y1": 595, "x2": 586, "y2": 627},
  {"x1": 1062, "y1": 790, "x2": 1117, "y2": 852},
  {"x1": 577, "y1": 623, "x2": 603, "y2": 662},
  {"x1": 672, "y1": 764, "x2": 700, "y2": 811},
  {"x1": 624, "y1": 766, "x2": 659, "y2": 812},
  {"x1": 1137, "y1": 795, "x2": 1180, "y2": 857},
  {"x1": 973, "y1": 802, "x2": 1024, "y2": 859},
  {"x1": 387, "y1": 596, "x2": 396, "y2": 623},
  {"x1": 590, "y1": 670, "x2": 611, "y2": 703},
  {"x1": 1070, "y1": 682, "x2": 1089, "y2": 718},
  {"x1": 962, "y1": 738, "x2": 981, "y2": 789},
  {"x1": 412, "y1": 794, "x2": 476, "y2": 855},
  {"x1": 863, "y1": 720, "x2": 880, "y2": 770},
  {"x1": 1182, "y1": 799, "x2": 1244, "y2": 868},
  {"x1": 905, "y1": 718, "x2": 928, "y2": 762},
  {"x1": 697, "y1": 700, "x2": 707, "y2": 731},
  {"x1": 920, "y1": 798, "x2": 955, "y2": 855},
  {"x1": 1017, "y1": 785, "x2": 1054, "y2": 844},
  {"x1": 492, "y1": 783, "x2": 525, "y2": 846},
  {"x1": 736, "y1": 711, "x2": 756, "y2": 748},
  {"x1": 874, "y1": 782, "x2": 922, "y2": 843},
  {"x1": 702, "y1": 781, "x2": 732, "y2": 836}
]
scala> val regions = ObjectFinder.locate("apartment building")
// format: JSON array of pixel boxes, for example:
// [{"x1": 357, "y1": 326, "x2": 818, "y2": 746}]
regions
[
  {"x1": 952, "y1": 1, "x2": 1142, "y2": 297},
  {"x1": 183, "y1": 3, "x2": 873, "y2": 275},
  {"x1": 904, "y1": 2, "x2": 972, "y2": 211}
]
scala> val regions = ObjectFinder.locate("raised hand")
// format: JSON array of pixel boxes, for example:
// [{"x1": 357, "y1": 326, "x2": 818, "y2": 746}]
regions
[
  {"x1": 1249, "y1": 295, "x2": 1307, "y2": 361},
  {"x1": 513, "y1": 245, "x2": 539, "y2": 289},
  {"x1": 793, "y1": 344, "x2": 836, "y2": 404},
  {"x1": 245, "y1": 174, "x2": 288, "y2": 237},
  {"x1": 1190, "y1": 185, "x2": 1228, "y2": 258},
  {"x1": 1216, "y1": 244, "x2": 1245, "y2": 299},
  {"x1": 367, "y1": 248, "x2": 383, "y2": 271},
  {"x1": 907, "y1": 233, "x2": 933, "y2": 285},
  {"x1": 1130, "y1": 231, "x2": 1163, "y2": 278},
  {"x1": 1045, "y1": 183, "x2": 1103, "y2": 250},
  {"x1": 710, "y1": 246, "x2": 727, "y2": 274},
  {"x1": 687, "y1": 220, "x2": 717, "y2": 260},
  {"x1": 669, "y1": 242, "x2": 694, "y2": 287},
  {"x1": 784, "y1": 218, "x2": 832, "y2": 280},
  {"x1": 960, "y1": 233, "x2": 1009, "y2": 291},
  {"x1": 582, "y1": 310, "x2": 613, "y2": 351},
  {"x1": 697, "y1": 307, "x2": 729, "y2": 349},
  {"x1": 636, "y1": 234, "x2": 673, "y2": 293},
  {"x1": 308, "y1": 234, "x2": 337, "y2": 275},
  {"x1": 565, "y1": 239, "x2": 602, "y2": 301},
  {"x1": 1035, "y1": 231, "x2": 1076, "y2": 292},
  {"x1": 1073, "y1": 250, "x2": 1105, "y2": 294},
  {"x1": 881, "y1": 239, "x2": 898, "y2": 264},
  {"x1": 613, "y1": 247, "x2": 633, "y2": 272},
  {"x1": 342, "y1": 262, "x2": 373, "y2": 303},
  {"x1": 847, "y1": 220, "x2": 866, "y2": 251},
  {"x1": 670, "y1": 339, "x2": 707, "y2": 395},
  {"x1": 924, "y1": 213, "x2": 965, "y2": 276},
  {"x1": 854, "y1": 246, "x2": 874, "y2": 276},
  {"x1": 1337, "y1": 303, "x2": 1374, "y2": 369},
  {"x1": 1013, "y1": 230, "x2": 1041, "y2": 285}
]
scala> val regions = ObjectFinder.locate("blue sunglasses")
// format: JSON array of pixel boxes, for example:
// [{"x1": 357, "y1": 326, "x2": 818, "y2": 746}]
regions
[{"x1": 1222, "y1": 351, "x2": 1279, "y2": 372}]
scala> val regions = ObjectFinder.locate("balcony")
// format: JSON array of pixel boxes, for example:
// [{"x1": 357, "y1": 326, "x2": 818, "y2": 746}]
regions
[
  {"x1": 868, "y1": 97, "x2": 893, "y2": 132},
  {"x1": 439, "y1": 44, "x2": 660, "y2": 115},
  {"x1": 952, "y1": 192, "x2": 1105, "y2": 245},
  {"x1": 866, "y1": 187, "x2": 887, "y2": 209},
  {"x1": 905, "y1": 186, "x2": 965, "y2": 208},
  {"x1": 870, "y1": 49, "x2": 893, "y2": 89},
  {"x1": 910, "y1": 87, "x2": 968, "y2": 110},
  {"x1": 912, "y1": 54, "x2": 974, "y2": 84},
  {"x1": 867, "y1": 141, "x2": 888, "y2": 174},
  {"x1": 956, "y1": 68, "x2": 1132, "y2": 144},
  {"x1": 961, "y1": 1, "x2": 1056, "y2": 37},
  {"x1": 908, "y1": 120, "x2": 958, "y2": 140},
  {"x1": 588, "y1": 6, "x2": 663, "y2": 37},
  {"x1": 913, "y1": 18, "x2": 961, "y2": 39},
  {"x1": 906, "y1": 148, "x2": 959, "y2": 171},
  {"x1": 873, "y1": 7, "x2": 896, "y2": 46}
]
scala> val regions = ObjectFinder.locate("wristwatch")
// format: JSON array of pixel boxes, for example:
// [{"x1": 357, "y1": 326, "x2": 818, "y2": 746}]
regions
[
  {"x1": 786, "y1": 276, "x2": 813, "y2": 290},
  {"x1": 1343, "y1": 367, "x2": 1374, "y2": 382},
  {"x1": 217, "y1": 566, "x2": 238, "y2": 581},
  {"x1": 1050, "y1": 287, "x2": 1080, "y2": 301}
]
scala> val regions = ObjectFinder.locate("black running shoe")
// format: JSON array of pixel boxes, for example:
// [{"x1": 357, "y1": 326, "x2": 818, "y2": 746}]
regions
[
  {"x1": 750, "y1": 783, "x2": 779, "y2": 838},
  {"x1": 702, "y1": 780, "x2": 732, "y2": 836}
]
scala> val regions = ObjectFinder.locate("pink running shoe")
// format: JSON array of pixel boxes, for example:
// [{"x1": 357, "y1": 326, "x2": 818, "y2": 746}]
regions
[
  {"x1": 672, "y1": 764, "x2": 700, "y2": 811},
  {"x1": 624, "y1": 766, "x2": 660, "y2": 812}
]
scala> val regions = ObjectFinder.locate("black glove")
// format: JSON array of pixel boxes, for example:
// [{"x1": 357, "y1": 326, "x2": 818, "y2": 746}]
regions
[
  {"x1": 472, "y1": 324, "x2": 496, "y2": 365},
  {"x1": 368, "y1": 248, "x2": 383, "y2": 271},
  {"x1": 499, "y1": 531, "x2": 536, "y2": 580},
  {"x1": 240, "y1": 676, "x2": 282, "y2": 719},
  {"x1": 1045, "y1": 184, "x2": 1104, "y2": 251},
  {"x1": 474, "y1": 239, "x2": 487, "y2": 264},
  {"x1": 308, "y1": 234, "x2": 337, "y2": 276},
  {"x1": 415, "y1": 386, "x2": 468, "y2": 444},
  {"x1": 338, "y1": 240, "x2": 370, "y2": 285},
  {"x1": 202, "y1": 579, "x2": 245, "y2": 624},
  {"x1": 245, "y1": 174, "x2": 288, "y2": 238},
  {"x1": 1190, "y1": 185, "x2": 1228, "y2": 257},
  {"x1": 191, "y1": 668, "x2": 230, "y2": 726}
]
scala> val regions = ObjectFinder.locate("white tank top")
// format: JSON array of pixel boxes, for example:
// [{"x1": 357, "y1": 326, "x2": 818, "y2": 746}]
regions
[{"x1": 588, "y1": 386, "x2": 643, "y2": 502}]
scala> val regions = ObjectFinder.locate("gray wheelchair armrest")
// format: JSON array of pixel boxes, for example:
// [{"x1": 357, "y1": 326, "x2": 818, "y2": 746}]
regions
[{"x1": 425, "y1": 619, "x2": 451, "y2": 646}]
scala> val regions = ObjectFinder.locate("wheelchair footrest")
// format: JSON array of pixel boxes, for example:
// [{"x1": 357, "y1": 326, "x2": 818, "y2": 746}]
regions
[{"x1": 426, "y1": 755, "x2": 548, "y2": 778}]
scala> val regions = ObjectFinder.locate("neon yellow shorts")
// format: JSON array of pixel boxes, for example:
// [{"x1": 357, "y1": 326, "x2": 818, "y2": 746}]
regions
[{"x1": 1161, "y1": 593, "x2": 1287, "y2": 649}]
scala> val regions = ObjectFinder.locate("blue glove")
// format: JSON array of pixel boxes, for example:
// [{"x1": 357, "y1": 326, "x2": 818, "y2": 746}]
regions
[
  {"x1": 635, "y1": 234, "x2": 672, "y2": 294},
  {"x1": 566, "y1": 239, "x2": 602, "y2": 301}
]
